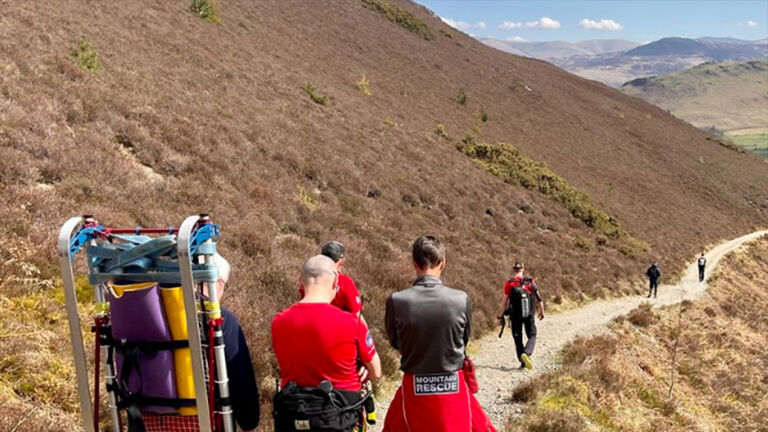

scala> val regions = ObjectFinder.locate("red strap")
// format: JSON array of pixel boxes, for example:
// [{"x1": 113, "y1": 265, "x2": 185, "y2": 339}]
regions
[
  {"x1": 93, "y1": 316, "x2": 109, "y2": 432},
  {"x1": 207, "y1": 321, "x2": 216, "y2": 429}
]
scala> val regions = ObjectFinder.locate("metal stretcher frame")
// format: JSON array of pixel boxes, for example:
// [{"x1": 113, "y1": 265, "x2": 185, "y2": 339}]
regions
[{"x1": 57, "y1": 214, "x2": 233, "y2": 432}]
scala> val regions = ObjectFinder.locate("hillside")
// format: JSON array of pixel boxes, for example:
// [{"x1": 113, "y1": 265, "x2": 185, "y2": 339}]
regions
[
  {"x1": 1, "y1": 1, "x2": 768, "y2": 430},
  {"x1": 507, "y1": 235, "x2": 768, "y2": 432},
  {"x1": 621, "y1": 60, "x2": 768, "y2": 131},
  {"x1": 553, "y1": 37, "x2": 768, "y2": 87}
]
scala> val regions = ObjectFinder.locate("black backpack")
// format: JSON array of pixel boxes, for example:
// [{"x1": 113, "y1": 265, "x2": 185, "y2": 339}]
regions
[
  {"x1": 507, "y1": 278, "x2": 535, "y2": 319},
  {"x1": 273, "y1": 380, "x2": 368, "y2": 432}
]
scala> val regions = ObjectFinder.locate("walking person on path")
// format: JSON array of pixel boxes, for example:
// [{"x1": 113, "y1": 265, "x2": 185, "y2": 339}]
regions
[
  {"x1": 646, "y1": 261, "x2": 662, "y2": 298},
  {"x1": 698, "y1": 253, "x2": 707, "y2": 282},
  {"x1": 498, "y1": 260, "x2": 544, "y2": 370}
]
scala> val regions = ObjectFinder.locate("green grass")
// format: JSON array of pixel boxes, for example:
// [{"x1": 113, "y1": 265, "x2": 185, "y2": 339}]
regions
[
  {"x1": 303, "y1": 83, "x2": 328, "y2": 105},
  {"x1": 190, "y1": 0, "x2": 221, "y2": 23},
  {"x1": 361, "y1": 0, "x2": 432, "y2": 40},
  {"x1": 725, "y1": 131, "x2": 768, "y2": 152},
  {"x1": 457, "y1": 138, "x2": 624, "y2": 238},
  {"x1": 71, "y1": 36, "x2": 101, "y2": 72}
]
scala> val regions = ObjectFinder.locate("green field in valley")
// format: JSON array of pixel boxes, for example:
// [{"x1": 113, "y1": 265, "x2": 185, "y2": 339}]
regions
[{"x1": 725, "y1": 128, "x2": 768, "y2": 158}]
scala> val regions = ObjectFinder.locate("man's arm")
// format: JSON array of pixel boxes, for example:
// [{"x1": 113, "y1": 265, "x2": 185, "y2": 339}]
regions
[
  {"x1": 385, "y1": 294, "x2": 399, "y2": 350},
  {"x1": 500, "y1": 282, "x2": 510, "y2": 319},
  {"x1": 531, "y1": 281, "x2": 545, "y2": 320},
  {"x1": 221, "y1": 309, "x2": 260, "y2": 431},
  {"x1": 464, "y1": 295, "x2": 472, "y2": 347},
  {"x1": 339, "y1": 275, "x2": 363, "y2": 317},
  {"x1": 356, "y1": 321, "x2": 382, "y2": 382},
  {"x1": 360, "y1": 353, "x2": 382, "y2": 382}
]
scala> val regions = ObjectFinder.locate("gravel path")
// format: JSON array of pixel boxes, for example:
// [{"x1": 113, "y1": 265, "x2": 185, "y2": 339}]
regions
[{"x1": 372, "y1": 229, "x2": 768, "y2": 430}]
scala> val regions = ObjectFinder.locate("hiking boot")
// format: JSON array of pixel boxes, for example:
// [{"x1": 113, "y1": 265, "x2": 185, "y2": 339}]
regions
[{"x1": 521, "y1": 353, "x2": 533, "y2": 370}]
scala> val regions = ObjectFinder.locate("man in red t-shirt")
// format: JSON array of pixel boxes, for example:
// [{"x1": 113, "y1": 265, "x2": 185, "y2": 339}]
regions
[
  {"x1": 499, "y1": 261, "x2": 544, "y2": 370},
  {"x1": 273, "y1": 254, "x2": 381, "y2": 391},
  {"x1": 298, "y1": 241, "x2": 362, "y2": 315}
]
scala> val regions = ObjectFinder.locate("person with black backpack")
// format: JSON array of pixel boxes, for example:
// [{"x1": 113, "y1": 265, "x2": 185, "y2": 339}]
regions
[
  {"x1": 499, "y1": 260, "x2": 544, "y2": 370},
  {"x1": 697, "y1": 253, "x2": 707, "y2": 282},
  {"x1": 646, "y1": 261, "x2": 662, "y2": 298}
]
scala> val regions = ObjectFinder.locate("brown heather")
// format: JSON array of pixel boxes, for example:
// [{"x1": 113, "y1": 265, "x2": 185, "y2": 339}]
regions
[{"x1": 1, "y1": 1, "x2": 767, "y2": 429}]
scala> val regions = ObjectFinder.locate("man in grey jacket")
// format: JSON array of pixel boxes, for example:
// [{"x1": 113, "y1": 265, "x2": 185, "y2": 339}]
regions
[{"x1": 383, "y1": 235, "x2": 495, "y2": 432}]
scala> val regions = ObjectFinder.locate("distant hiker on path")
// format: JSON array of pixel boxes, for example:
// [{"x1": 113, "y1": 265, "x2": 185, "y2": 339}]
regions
[
  {"x1": 299, "y1": 241, "x2": 363, "y2": 315},
  {"x1": 646, "y1": 261, "x2": 662, "y2": 298},
  {"x1": 383, "y1": 235, "x2": 496, "y2": 432},
  {"x1": 211, "y1": 254, "x2": 260, "y2": 432},
  {"x1": 698, "y1": 253, "x2": 707, "y2": 282},
  {"x1": 272, "y1": 255, "x2": 381, "y2": 431},
  {"x1": 499, "y1": 260, "x2": 544, "y2": 370}
]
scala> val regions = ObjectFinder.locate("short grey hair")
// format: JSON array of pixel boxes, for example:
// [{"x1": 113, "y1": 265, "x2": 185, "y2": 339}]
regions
[
  {"x1": 213, "y1": 253, "x2": 230, "y2": 283},
  {"x1": 301, "y1": 255, "x2": 336, "y2": 286}
]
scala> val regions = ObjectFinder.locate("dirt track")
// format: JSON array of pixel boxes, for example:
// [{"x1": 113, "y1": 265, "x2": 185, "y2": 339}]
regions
[{"x1": 373, "y1": 229, "x2": 768, "y2": 430}]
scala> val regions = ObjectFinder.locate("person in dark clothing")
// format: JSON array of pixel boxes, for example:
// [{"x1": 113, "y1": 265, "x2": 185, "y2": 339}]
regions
[
  {"x1": 212, "y1": 254, "x2": 260, "y2": 432},
  {"x1": 698, "y1": 253, "x2": 707, "y2": 282},
  {"x1": 499, "y1": 261, "x2": 544, "y2": 370},
  {"x1": 383, "y1": 235, "x2": 496, "y2": 432},
  {"x1": 646, "y1": 261, "x2": 662, "y2": 298}
]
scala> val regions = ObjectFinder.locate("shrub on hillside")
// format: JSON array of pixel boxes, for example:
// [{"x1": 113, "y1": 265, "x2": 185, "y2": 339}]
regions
[
  {"x1": 627, "y1": 302, "x2": 658, "y2": 327},
  {"x1": 71, "y1": 37, "x2": 100, "y2": 72},
  {"x1": 303, "y1": 83, "x2": 328, "y2": 105},
  {"x1": 361, "y1": 0, "x2": 432, "y2": 40},
  {"x1": 560, "y1": 335, "x2": 618, "y2": 366},
  {"x1": 356, "y1": 75, "x2": 371, "y2": 96},
  {"x1": 435, "y1": 123, "x2": 449, "y2": 139},
  {"x1": 456, "y1": 87, "x2": 467, "y2": 105},
  {"x1": 190, "y1": 0, "x2": 220, "y2": 23},
  {"x1": 456, "y1": 139, "x2": 625, "y2": 239}
]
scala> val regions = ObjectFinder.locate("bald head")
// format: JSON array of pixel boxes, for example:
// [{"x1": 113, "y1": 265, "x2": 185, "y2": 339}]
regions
[{"x1": 300, "y1": 255, "x2": 338, "y2": 301}]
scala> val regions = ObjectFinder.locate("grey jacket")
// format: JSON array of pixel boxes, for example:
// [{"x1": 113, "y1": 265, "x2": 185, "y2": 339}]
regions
[{"x1": 385, "y1": 275, "x2": 471, "y2": 374}]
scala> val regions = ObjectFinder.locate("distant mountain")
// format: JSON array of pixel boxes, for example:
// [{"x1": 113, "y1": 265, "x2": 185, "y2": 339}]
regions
[
  {"x1": 552, "y1": 37, "x2": 768, "y2": 87},
  {"x1": 478, "y1": 37, "x2": 639, "y2": 59},
  {"x1": 478, "y1": 38, "x2": 527, "y2": 56},
  {"x1": 621, "y1": 60, "x2": 768, "y2": 131},
  {"x1": 575, "y1": 39, "x2": 642, "y2": 54},
  {"x1": 626, "y1": 37, "x2": 768, "y2": 59},
  {"x1": 626, "y1": 37, "x2": 709, "y2": 56}
]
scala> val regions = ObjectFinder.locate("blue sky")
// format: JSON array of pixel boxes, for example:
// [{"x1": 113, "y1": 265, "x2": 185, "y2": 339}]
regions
[{"x1": 413, "y1": 1, "x2": 768, "y2": 43}]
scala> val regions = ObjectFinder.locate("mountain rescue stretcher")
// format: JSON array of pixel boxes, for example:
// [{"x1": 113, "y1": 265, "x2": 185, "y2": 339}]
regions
[{"x1": 57, "y1": 214, "x2": 234, "y2": 432}]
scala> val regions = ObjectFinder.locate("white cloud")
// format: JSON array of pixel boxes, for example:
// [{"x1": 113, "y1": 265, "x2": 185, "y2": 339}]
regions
[
  {"x1": 747, "y1": 20, "x2": 758, "y2": 27},
  {"x1": 441, "y1": 17, "x2": 470, "y2": 30},
  {"x1": 499, "y1": 21, "x2": 523, "y2": 29},
  {"x1": 507, "y1": 36, "x2": 527, "y2": 42},
  {"x1": 525, "y1": 17, "x2": 561, "y2": 29},
  {"x1": 441, "y1": 17, "x2": 487, "y2": 31},
  {"x1": 579, "y1": 18, "x2": 623, "y2": 31}
]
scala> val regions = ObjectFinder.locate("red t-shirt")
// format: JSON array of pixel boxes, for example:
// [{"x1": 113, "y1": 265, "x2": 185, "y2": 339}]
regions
[
  {"x1": 299, "y1": 273, "x2": 362, "y2": 314},
  {"x1": 272, "y1": 303, "x2": 376, "y2": 391}
]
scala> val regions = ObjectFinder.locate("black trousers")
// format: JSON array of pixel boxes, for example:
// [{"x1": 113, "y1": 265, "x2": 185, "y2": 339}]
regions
[
  {"x1": 648, "y1": 279, "x2": 659, "y2": 297},
  {"x1": 510, "y1": 315, "x2": 537, "y2": 361},
  {"x1": 698, "y1": 265, "x2": 705, "y2": 282}
]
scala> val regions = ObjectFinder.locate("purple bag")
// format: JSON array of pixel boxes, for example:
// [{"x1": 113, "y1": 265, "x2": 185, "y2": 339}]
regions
[{"x1": 108, "y1": 282, "x2": 177, "y2": 413}]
